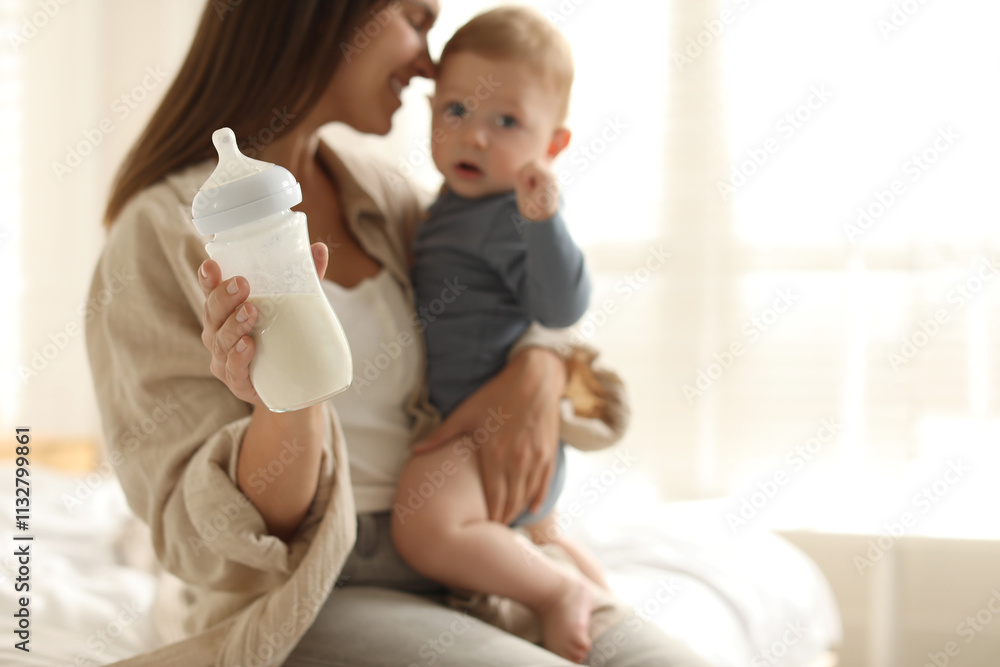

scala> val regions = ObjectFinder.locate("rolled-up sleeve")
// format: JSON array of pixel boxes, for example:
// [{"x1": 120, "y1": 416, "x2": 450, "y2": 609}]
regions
[
  {"x1": 85, "y1": 190, "x2": 335, "y2": 593},
  {"x1": 508, "y1": 325, "x2": 631, "y2": 452}
]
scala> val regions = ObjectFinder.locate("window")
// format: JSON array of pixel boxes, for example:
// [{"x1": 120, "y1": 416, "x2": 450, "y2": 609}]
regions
[{"x1": 702, "y1": 0, "x2": 1000, "y2": 530}]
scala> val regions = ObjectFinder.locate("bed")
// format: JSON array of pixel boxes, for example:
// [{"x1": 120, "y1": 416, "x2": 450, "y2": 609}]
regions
[{"x1": 0, "y1": 452, "x2": 841, "y2": 666}]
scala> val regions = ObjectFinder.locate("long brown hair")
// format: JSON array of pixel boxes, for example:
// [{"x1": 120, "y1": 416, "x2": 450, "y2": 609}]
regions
[{"x1": 104, "y1": 0, "x2": 385, "y2": 226}]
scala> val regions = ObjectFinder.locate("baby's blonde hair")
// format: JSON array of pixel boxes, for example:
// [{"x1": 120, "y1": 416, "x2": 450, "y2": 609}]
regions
[{"x1": 439, "y1": 5, "x2": 574, "y2": 123}]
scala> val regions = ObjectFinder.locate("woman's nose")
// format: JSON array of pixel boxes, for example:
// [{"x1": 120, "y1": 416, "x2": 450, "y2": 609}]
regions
[{"x1": 413, "y1": 44, "x2": 436, "y2": 80}]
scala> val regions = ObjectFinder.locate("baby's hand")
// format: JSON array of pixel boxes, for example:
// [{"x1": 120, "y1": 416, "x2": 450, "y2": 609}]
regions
[{"x1": 515, "y1": 160, "x2": 560, "y2": 223}]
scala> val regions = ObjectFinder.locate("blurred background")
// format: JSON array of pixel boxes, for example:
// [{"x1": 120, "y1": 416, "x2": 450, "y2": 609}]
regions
[{"x1": 1, "y1": 0, "x2": 999, "y2": 665}]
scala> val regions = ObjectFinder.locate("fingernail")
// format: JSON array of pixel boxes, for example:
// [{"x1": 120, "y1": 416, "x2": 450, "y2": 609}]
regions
[
  {"x1": 226, "y1": 279, "x2": 238, "y2": 295},
  {"x1": 236, "y1": 305, "x2": 248, "y2": 323},
  {"x1": 236, "y1": 338, "x2": 247, "y2": 353},
  {"x1": 199, "y1": 264, "x2": 207, "y2": 280}
]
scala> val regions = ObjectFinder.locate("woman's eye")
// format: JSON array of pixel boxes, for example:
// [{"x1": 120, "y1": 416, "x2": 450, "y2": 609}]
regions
[
  {"x1": 446, "y1": 102, "x2": 467, "y2": 118},
  {"x1": 405, "y1": 9, "x2": 430, "y2": 33},
  {"x1": 496, "y1": 115, "x2": 518, "y2": 129}
]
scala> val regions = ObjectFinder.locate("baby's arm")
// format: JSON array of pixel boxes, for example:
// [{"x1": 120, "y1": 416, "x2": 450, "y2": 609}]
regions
[{"x1": 488, "y1": 161, "x2": 591, "y2": 328}]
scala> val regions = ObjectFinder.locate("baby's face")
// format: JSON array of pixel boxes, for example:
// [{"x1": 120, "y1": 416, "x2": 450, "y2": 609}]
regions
[{"x1": 430, "y1": 52, "x2": 565, "y2": 199}]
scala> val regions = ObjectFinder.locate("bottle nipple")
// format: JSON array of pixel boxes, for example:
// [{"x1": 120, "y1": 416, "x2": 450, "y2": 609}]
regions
[
  {"x1": 203, "y1": 127, "x2": 271, "y2": 188},
  {"x1": 191, "y1": 126, "x2": 302, "y2": 235}
]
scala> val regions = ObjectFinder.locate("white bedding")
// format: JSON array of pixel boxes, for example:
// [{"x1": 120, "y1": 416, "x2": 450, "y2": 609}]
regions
[
  {"x1": 556, "y1": 449, "x2": 841, "y2": 666},
  {"x1": 0, "y1": 457, "x2": 840, "y2": 666}
]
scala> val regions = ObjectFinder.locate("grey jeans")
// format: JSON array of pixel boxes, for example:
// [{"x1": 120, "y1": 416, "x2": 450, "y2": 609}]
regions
[{"x1": 282, "y1": 512, "x2": 713, "y2": 667}]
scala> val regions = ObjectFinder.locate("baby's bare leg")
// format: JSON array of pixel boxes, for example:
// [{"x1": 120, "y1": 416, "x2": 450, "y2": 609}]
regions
[
  {"x1": 392, "y1": 442, "x2": 593, "y2": 663},
  {"x1": 527, "y1": 515, "x2": 610, "y2": 591}
]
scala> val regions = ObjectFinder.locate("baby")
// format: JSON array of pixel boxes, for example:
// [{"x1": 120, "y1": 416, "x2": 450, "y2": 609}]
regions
[{"x1": 392, "y1": 6, "x2": 605, "y2": 663}]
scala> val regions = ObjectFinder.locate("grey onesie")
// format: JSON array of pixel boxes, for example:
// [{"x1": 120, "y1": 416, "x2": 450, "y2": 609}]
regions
[{"x1": 412, "y1": 187, "x2": 591, "y2": 526}]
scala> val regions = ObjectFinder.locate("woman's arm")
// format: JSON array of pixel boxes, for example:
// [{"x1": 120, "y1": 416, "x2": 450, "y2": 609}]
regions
[
  {"x1": 198, "y1": 244, "x2": 331, "y2": 542},
  {"x1": 87, "y1": 194, "x2": 343, "y2": 590},
  {"x1": 237, "y1": 405, "x2": 326, "y2": 542}
]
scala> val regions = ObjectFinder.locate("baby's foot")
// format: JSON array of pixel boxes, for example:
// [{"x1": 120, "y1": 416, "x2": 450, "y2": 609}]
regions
[{"x1": 537, "y1": 573, "x2": 594, "y2": 664}]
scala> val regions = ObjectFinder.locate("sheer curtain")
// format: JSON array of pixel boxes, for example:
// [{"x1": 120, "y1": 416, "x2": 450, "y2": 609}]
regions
[
  {"x1": 692, "y1": 0, "x2": 1000, "y2": 529},
  {"x1": 0, "y1": 0, "x2": 23, "y2": 425},
  {"x1": 2, "y1": 0, "x2": 204, "y2": 440}
]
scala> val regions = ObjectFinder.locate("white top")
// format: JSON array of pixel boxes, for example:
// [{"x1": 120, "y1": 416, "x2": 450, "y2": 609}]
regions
[{"x1": 321, "y1": 269, "x2": 422, "y2": 513}]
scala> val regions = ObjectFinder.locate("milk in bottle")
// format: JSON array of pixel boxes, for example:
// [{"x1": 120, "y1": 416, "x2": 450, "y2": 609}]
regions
[{"x1": 191, "y1": 127, "x2": 352, "y2": 411}]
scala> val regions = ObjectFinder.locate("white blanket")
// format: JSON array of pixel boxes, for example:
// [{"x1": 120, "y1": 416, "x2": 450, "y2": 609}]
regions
[
  {"x1": 0, "y1": 459, "x2": 840, "y2": 666},
  {"x1": 557, "y1": 449, "x2": 841, "y2": 666}
]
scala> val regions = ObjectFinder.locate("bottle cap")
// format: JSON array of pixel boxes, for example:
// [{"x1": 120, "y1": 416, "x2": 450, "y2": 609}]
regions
[{"x1": 191, "y1": 127, "x2": 302, "y2": 235}]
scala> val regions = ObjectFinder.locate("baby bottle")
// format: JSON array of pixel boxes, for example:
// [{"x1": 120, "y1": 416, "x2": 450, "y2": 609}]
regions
[{"x1": 191, "y1": 127, "x2": 352, "y2": 412}]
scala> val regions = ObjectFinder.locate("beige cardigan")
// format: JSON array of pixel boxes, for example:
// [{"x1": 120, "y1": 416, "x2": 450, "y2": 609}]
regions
[{"x1": 85, "y1": 138, "x2": 630, "y2": 666}]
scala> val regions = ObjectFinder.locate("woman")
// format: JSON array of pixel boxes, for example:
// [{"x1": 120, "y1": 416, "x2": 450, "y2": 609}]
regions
[{"x1": 87, "y1": 2, "x2": 712, "y2": 665}]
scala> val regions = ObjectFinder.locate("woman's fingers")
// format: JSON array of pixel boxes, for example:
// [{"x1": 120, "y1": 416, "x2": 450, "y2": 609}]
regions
[
  {"x1": 218, "y1": 299, "x2": 258, "y2": 356},
  {"x1": 480, "y1": 455, "x2": 507, "y2": 523},
  {"x1": 197, "y1": 259, "x2": 263, "y2": 406},
  {"x1": 205, "y1": 275, "x2": 248, "y2": 332},
  {"x1": 311, "y1": 242, "x2": 329, "y2": 280},
  {"x1": 413, "y1": 412, "x2": 466, "y2": 454},
  {"x1": 529, "y1": 459, "x2": 555, "y2": 515},
  {"x1": 503, "y1": 447, "x2": 530, "y2": 524},
  {"x1": 224, "y1": 334, "x2": 259, "y2": 401},
  {"x1": 198, "y1": 259, "x2": 220, "y2": 296}
]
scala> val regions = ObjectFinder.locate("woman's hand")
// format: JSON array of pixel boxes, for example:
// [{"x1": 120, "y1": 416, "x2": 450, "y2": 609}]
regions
[
  {"x1": 197, "y1": 242, "x2": 329, "y2": 406},
  {"x1": 413, "y1": 347, "x2": 567, "y2": 524}
]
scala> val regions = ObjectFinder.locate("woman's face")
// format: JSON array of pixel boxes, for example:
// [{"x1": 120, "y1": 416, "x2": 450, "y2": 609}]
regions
[{"x1": 321, "y1": 0, "x2": 439, "y2": 135}]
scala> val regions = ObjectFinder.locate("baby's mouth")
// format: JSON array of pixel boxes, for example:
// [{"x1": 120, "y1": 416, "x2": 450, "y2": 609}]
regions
[{"x1": 454, "y1": 162, "x2": 483, "y2": 178}]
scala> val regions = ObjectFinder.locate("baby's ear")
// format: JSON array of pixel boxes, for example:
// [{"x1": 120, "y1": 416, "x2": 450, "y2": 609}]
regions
[{"x1": 547, "y1": 128, "x2": 571, "y2": 159}]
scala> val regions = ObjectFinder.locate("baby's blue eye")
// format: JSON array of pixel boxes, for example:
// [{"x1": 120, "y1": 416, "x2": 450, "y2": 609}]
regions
[
  {"x1": 496, "y1": 115, "x2": 518, "y2": 129},
  {"x1": 446, "y1": 102, "x2": 467, "y2": 118}
]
